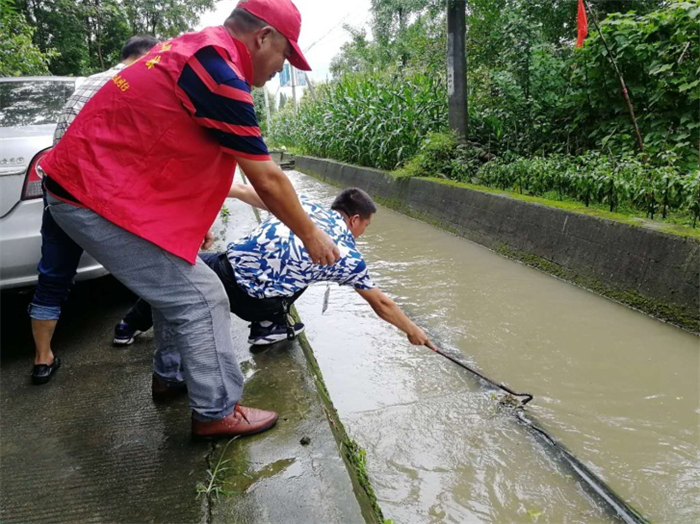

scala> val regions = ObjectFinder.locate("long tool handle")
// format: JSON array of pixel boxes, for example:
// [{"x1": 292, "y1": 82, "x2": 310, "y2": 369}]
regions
[{"x1": 427, "y1": 345, "x2": 534, "y2": 405}]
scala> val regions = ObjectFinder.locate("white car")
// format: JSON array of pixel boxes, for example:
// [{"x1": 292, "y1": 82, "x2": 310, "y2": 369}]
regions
[{"x1": 0, "y1": 77, "x2": 107, "y2": 290}]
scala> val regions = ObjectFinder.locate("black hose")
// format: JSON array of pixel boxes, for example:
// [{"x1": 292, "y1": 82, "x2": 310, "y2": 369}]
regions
[
  {"x1": 516, "y1": 411, "x2": 649, "y2": 524},
  {"x1": 427, "y1": 344, "x2": 650, "y2": 524}
]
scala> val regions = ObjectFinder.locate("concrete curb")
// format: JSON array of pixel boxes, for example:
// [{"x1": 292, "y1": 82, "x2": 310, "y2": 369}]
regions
[
  {"x1": 291, "y1": 308, "x2": 386, "y2": 524},
  {"x1": 295, "y1": 155, "x2": 700, "y2": 334},
  {"x1": 206, "y1": 320, "x2": 373, "y2": 524}
]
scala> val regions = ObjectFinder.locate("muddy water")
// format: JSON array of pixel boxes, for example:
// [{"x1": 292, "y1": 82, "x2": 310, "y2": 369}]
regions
[{"x1": 271, "y1": 170, "x2": 699, "y2": 524}]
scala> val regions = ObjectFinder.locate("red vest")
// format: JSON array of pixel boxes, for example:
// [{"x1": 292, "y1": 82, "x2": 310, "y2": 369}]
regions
[{"x1": 40, "y1": 27, "x2": 251, "y2": 264}]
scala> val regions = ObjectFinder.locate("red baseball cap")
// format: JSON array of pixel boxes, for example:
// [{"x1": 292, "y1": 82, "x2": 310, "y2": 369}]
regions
[{"x1": 236, "y1": 0, "x2": 311, "y2": 71}]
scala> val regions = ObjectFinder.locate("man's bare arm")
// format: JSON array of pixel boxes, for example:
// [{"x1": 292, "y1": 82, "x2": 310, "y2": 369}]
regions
[
  {"x1": 228, "y1": 182, "x2": 268, "y2": 210},
  {"x1": 236, "y1": 158, "x2": 340, "y2": 265},
  {"x1": 355, "y1": 287, "x2": 437, "y2": 349}
]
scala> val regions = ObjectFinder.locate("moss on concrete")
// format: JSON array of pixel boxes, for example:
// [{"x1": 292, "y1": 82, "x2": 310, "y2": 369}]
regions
[
  {"x1": 495, "y1": 245, "x2": 700, "y2": 334},
  {"x1": 422, "y1": 177, "x2": 700, "y2": 240},
  {"x1": 291, "y1": 308, "x2": 387, "y2": 524},
  {"x1": 298, "y1": 159, "x2": 700, "y2": 239}
]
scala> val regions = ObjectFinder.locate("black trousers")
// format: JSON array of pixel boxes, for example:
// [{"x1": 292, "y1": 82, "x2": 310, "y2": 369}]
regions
[{"x1": 123, "y1": 252, "x2": 306, "y2": 330}]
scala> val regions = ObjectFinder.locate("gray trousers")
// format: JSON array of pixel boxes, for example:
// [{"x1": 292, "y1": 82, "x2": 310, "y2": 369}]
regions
[{"x1": 47, "y1": 194, "x2": 243, "y2": 421}]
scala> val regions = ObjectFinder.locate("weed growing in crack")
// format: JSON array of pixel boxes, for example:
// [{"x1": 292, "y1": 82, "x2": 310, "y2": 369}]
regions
[{"x1": 196, "y1": 437, "x2": 240, "y2": 500}]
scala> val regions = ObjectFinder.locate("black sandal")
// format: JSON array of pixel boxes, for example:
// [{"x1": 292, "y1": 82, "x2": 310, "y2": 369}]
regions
[{"x1": 31, "y1": 357, "x2": 61, "y2": 385}]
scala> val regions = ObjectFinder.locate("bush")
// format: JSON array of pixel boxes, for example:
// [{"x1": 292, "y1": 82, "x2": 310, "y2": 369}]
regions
[
  {"x1": 568, "y1": 0, "x2": 700, "y2": 169},
  {"x1": 395, "y1": 131, "x2": 482, "y2": 181},
  {"x1": 0, "y1": 5, "x2": 56, "y2": 76},
  {"x1": 398, "y1": 134, "x2": 699, "y2": 223}
]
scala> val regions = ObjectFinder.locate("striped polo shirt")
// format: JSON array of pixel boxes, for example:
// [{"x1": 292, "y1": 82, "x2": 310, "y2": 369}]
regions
[{"x1": 176, "y1": 44, "x2": 269, "y2": 160}]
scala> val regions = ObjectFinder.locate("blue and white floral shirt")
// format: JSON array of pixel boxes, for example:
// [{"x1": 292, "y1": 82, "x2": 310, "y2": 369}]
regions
[{"x1": 227, "y1": 196, "x2": 375, "y2": 298}]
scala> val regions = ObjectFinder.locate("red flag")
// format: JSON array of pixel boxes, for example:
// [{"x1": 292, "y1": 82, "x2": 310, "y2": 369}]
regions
[{"x1": 576, "y1": 0, "x2": 588, "y2": 48}]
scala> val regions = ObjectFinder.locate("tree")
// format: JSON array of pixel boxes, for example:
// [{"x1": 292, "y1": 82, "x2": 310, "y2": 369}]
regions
[
  {"x1": 123, "y1": 0, "x2": 215, "y2": 38},
  {"x1": 568, "y1": 0, "x2": 700, "y2": 167},
  {"x1": 330, "y1": 26, "x2": 378, "y2": 76},
  {"x1": 252, "y1": 88, "x2": 276, "y2": 137},
  {"x1": 0, "y1": 1, "x2": 56, "y2": 76},
  {"x1": 332, "y1": 9, "x2": 445, "y2": 77},
  {"x1": 16, "y1": 0, "x2": 216, "y2": 76},
  {"x1": 83, "y1": 0, "x2": 132, "y2": 71},
  {"x1": 19, "y1": 0, "x2": 128, "y2": 75},
  {"x1": 333, "y1": 0, "x2": 665, "y2": 77},
  {"x1": 370, "y1": 0, "x2": 441, "y2": 45},
  {"x1": 370, "y1": 0, "x2": 443, "y2": 70},
  {"x1": 464, "y1": 0, "x2": 662, "y2": 69}
]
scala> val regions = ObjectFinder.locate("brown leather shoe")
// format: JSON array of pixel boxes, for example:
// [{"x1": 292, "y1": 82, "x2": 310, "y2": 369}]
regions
[
  {"x1": 152, "y1": 373, "x2": 187, "y2": 401},
  {"x1": 192, "y1": 404, "x2": 278, "y2": 440}
]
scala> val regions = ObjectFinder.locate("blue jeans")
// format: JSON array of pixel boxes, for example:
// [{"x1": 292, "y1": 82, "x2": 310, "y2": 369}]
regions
[{"x1": 28, "y1": 191, "x2": 84, "y2": 321}]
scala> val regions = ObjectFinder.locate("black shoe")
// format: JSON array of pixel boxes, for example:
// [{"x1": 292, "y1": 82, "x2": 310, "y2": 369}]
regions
[
  {"x1": 31, "y1": 357, "x2": 61, "y2": 385},
  {"x1": 113, "y1": 321, "x2": 144, "y2": 347},
  {"x1": 247, "y1": 321, "x2": 305, "y2": 346}
]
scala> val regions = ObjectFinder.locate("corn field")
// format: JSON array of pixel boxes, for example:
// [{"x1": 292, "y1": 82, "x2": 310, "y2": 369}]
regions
[{"x1": 270, "y1": 73, "x2": 447, "y2": 170}]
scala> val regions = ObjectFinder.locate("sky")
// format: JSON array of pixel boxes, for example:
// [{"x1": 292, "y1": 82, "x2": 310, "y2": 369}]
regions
[{"x1": 197, "y1": 0, "x2": 373, "y2": 89}]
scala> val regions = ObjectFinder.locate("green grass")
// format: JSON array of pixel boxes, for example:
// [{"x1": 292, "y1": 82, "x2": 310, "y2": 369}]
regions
[
  {"x1": 195, "y1": 437, "x2": 240, "y2": 500},
  {"x1": 219, "y1": 205, "x2": 230, "y2": 224},
  {"x1": 422, "y1": 176, "x2": 700, "y2": 240}
]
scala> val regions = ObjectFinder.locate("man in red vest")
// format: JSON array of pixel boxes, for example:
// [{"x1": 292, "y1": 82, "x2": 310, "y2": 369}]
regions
[{"x1": 39, "y1": 0, "x2": 339, "y2": 440}]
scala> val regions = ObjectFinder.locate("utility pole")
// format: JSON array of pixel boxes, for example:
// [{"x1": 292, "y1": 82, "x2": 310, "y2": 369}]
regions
[
  {"x1": 263, "y1": 87, "x2": 271, "y2": 135},
  {"x1": 447, "y1": 0, "x2": 468, "y2": 139},
  {"x1": 290, "y1": 65, "x2": 298, "y2": 113},
  {"x1": 303, "y1": 72, "x2": 317, "y2": 102}
]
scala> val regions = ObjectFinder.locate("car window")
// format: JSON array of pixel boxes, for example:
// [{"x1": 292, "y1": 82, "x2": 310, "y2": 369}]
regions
[{"x1": 0, "y1": 80, "x2": 75, "y2": 128}]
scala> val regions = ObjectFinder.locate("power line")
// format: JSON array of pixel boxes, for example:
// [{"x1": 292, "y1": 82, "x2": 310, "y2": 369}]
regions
[
  {"x1": 302, "y1": 14, "x2": 352, "y2": 53},
  {"x1": 302, "y1": 9, "x2": 371, "y2": 53}
]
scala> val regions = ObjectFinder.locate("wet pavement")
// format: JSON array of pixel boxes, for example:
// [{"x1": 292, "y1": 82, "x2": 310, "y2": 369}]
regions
[
  {"x1": 0, "y1": 195, "x2": 366, "y2": 524},
  {"x1": 0, "y1": 277, "x2": 211, "y2": 524}
]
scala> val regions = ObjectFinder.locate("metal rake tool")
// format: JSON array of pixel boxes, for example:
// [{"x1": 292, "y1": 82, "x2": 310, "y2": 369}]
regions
[{"x1": 427, "y1": 344, "x2": 533, "y2": 407}]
